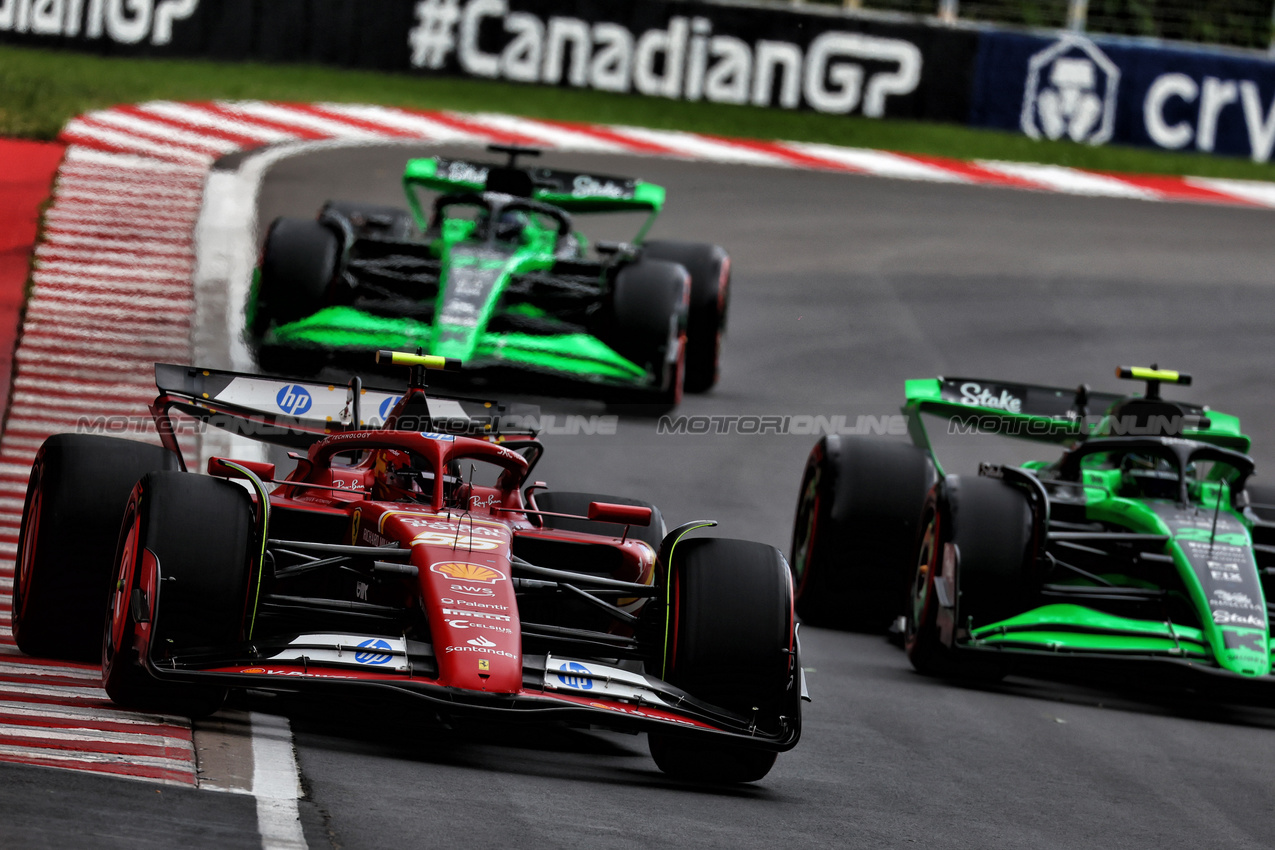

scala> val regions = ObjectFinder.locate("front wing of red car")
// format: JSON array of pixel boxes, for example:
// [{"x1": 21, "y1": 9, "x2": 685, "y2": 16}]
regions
[{"x1": 144, "y1": 632, "x2": 804, "y2": 751}]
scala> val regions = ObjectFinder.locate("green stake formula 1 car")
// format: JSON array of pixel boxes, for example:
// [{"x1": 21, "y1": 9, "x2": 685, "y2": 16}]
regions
[
  {"x1": 791, "y1": 366, "x2": 1275, "y2": 694},
  {"x1": 247, "y1": 146, "x2": 730, "y2": 410}
]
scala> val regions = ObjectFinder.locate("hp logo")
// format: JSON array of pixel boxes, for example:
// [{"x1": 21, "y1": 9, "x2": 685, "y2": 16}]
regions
[
  {"x1": 354, "y1": 638, "x2": 394, "y2": 665},
  {"x1": 378, "y1": 395, "x2": 402, "y2": 420},
  {"x1": 276, "y1": 384, "x2": 312, "y2": 415},
  {"x1": 556, "y1": 661, "x2": 593, "y2": 690}
]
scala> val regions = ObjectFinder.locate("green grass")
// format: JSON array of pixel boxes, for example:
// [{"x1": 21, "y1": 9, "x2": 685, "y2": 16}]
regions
[{"x1": 4, "y1": 43, "x2": 1275, "y2": 181}]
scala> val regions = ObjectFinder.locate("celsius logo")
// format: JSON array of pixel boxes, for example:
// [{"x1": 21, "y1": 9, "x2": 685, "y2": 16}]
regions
[
  {"x1": 556, "y1": 661, "x2": 594, "y2": 690},
  {"x1": 276, "y1": 384, "x2": 313, "y2": 415},
  {"x1": 959, "y1": 383, "x2": 1023, "y2": 413},
  {"x1": 354, "y1": 638, "x2": 394, "y2": 665},
  {"x1": 1021, "y1": 34, "x2": 1119, "y2": 145},
  {"x1": 379, "y1": 396, "x2": 402, "y2": 420}
]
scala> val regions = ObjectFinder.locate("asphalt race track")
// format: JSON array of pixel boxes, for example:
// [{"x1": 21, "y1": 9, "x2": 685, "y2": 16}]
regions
[{"x1": 13, "y1": 146, "x2": 1275, "y2": 848}]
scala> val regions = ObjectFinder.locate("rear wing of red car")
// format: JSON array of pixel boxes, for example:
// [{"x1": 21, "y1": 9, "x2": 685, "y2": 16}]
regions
[{"x1": 150, "y1": 363, "x2": 541, "y2": 457}]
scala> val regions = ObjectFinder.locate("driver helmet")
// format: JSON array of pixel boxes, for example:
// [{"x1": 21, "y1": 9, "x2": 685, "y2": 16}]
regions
[
  {"x1": 372, "y1": 449, "x2": 428, "y2": 501},
  {"x1": 493, "y1": 209, "x2": 529, "y2": 243}
]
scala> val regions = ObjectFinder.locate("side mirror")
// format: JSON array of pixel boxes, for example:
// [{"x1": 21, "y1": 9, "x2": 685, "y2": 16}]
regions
[
  {"x1": 208, "y1": 457, "x2": 276, "y2": 481},
  {"x1": 587, "y1": 501, "x2": 652, "y2": 527}
]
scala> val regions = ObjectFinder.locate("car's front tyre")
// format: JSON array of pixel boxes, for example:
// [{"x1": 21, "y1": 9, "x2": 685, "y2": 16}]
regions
[
  {"x1": 651, "y1": 537, "x2": 795, "y2": 783},
  {"x1": 103, "y1": 472, "x2": 256, "y2": 717}
]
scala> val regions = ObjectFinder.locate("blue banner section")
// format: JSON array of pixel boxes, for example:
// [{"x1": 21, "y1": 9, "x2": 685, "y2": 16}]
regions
[{"x1": 971, "y1": 31, "x2": 1275, "y2": 162}]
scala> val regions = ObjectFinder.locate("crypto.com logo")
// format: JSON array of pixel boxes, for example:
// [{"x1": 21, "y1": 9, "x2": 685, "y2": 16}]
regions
[{"x1": 1021, "y1": 35, "x2": 1119, "y2": 145}]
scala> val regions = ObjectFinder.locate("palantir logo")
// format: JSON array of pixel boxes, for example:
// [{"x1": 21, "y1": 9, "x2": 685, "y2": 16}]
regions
[
  {"x1": 276, "y1": 384, "x2": 312, "y2": 415},
  {"x1": 354, "y1": 638, "x2": 394, "y2": 665},
  {"x1": 1021, "y1": 34, "x2": 1119, "y2": 145}
]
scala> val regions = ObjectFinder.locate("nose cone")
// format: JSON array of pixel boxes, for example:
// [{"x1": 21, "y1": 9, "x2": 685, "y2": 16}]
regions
[{"x1": 383, "y1": 511, "x2": 522, "y2": 693}]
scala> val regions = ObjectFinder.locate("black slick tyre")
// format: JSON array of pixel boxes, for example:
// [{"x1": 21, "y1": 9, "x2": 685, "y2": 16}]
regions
[
  {"x1": 642, "y1": 240, "x2": 730, "y2": 394},
  {"x1": 790, "y1": 436, "x2": 934, "y2": 631},
  {"x1": 906, "y1": 476, "x2": 1032, "y2": 679},
  {"x1": 251, "y1": 216, "x2": 340, "y2": 335},
  {"x1": 650, "y1": 538, "x2": 794, "y2": 784},
  {"x1": 606, "y1": 259, "x2": 688, "y2": 413},
  {"x1": 12, "y1": 435, "x2": 180, "y2": 661},
  {"x1": 103, "y1": 472, "x2": 255, "y2": 717}
]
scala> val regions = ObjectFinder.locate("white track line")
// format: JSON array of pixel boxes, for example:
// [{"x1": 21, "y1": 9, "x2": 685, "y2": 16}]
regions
[{"x1": 250, "y1": 712, "x2": 307, "y2": 850}]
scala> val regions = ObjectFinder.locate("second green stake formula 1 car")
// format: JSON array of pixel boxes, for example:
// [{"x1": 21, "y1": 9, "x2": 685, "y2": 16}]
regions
[
  {"x1": 791, "y1": 366, "x2": 1275, "y2": 694},
  {"x1": 247, "y1": 146, "x2": 730, "y2": 410}
]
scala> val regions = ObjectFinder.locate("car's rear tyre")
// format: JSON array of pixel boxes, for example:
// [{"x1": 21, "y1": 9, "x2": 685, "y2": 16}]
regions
[
  {"x1": 251, "y1": 217, "x2": 340, "y2": 335},
  {"x1": 254, "y1": 343, "x2": 328, "y2": 379},
  {"x1": 906, "y1": 476, "x2": 1032, "y2": 679},
  {"x1": 103, "y1": 472, "x2": 255, "y2": 717},
  {"x1": 651, "y1": 538, "x2": 793, "y2": 783},
  {"x1": 606, "y1": 259, "x2": 688, "y2": 413},
  {"x1": 790, "y1": 436, "x2": 934, "y2": 631},
  {"x1": 642, "y1": 241, "x2": 730, "y2": 394},
  {"x1": 12, "y1": 436, "x2": 180, "y2": 661},
  {"x1": 530, "y1": 491, "x2": 665, "y2": 551}
]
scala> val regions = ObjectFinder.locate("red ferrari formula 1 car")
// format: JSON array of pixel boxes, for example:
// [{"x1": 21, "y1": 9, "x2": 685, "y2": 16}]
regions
[{"x1": 12, "y1": 352, "x2": 802, "y2": 783}]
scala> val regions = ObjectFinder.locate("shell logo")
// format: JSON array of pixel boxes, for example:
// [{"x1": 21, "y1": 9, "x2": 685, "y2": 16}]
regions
[{"x1": 431, "y1": 561, "x2": 505, "y2": 584}]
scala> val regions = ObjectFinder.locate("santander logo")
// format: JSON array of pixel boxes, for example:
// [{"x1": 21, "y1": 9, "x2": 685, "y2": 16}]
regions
[{"x1": 959, "y1": 382, "x2": 1023, "y2": 413}]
